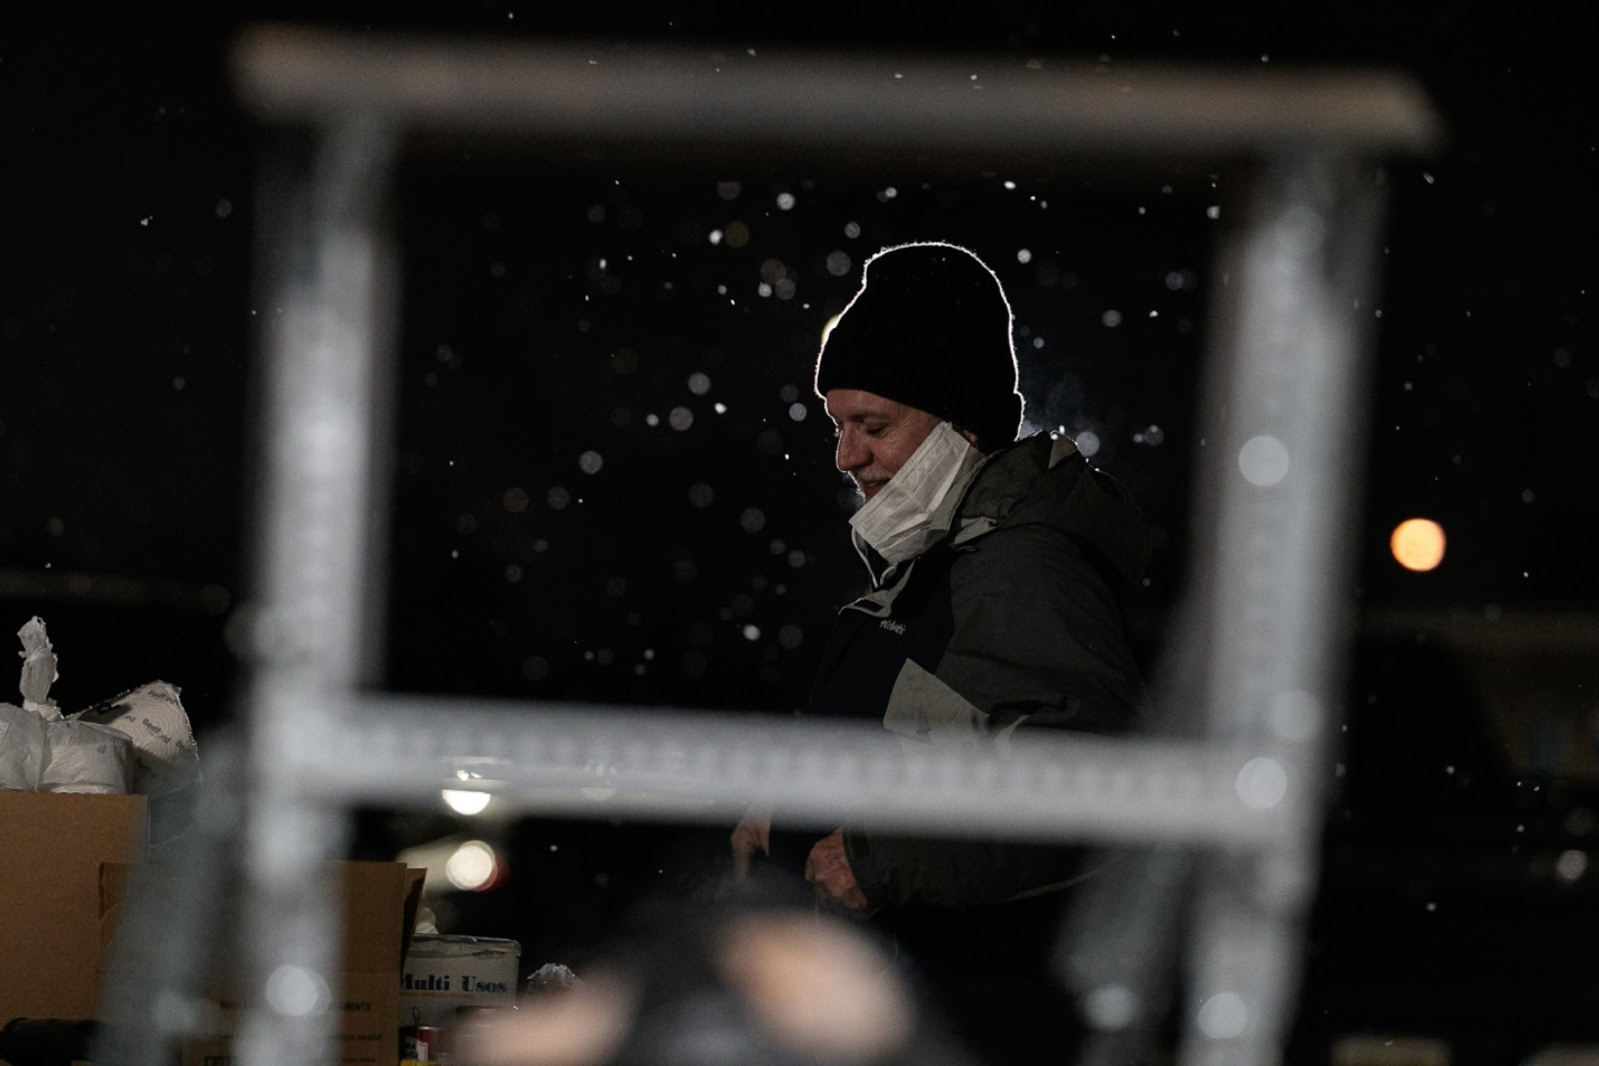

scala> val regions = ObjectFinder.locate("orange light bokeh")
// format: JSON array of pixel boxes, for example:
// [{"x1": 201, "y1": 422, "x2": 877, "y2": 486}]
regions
[{"x1": 1391, "y1": 518, "x2": 1446, "y2": 572}]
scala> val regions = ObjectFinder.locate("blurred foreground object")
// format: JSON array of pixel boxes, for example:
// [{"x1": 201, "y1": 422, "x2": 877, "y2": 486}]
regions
[
  {"x1": 0, "y1": 1018, "x2": 96, "y2": 1066},
  {"x1": 221, "y1": 25, "x2": 1437, "y2": 1066},
  {"x1": 464, "y1": 900, "x2": 975, "y2": 1066}
]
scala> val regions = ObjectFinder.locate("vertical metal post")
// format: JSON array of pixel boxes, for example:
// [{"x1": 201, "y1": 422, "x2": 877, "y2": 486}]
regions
[
  {"x1": 1177, "y1": 154, "x2": 1387, "y2": 1066},
  {"x1": 234, "y1": 112, "x2": 398, "y2": 1066},
  {"x1": 1060, "y1": 845, "x2": 1194, "y2": 1066},
  {"x1": 92, "y1": 738, "x2": 251, "y2": 1066}
]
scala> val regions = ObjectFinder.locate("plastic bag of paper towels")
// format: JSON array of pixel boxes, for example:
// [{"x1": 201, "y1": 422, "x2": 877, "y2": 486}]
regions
[
  {"x1": 0, "y1": 617, "x2": 132, "y2": 793},
  {"x1": 0, "y1": 619, "x2": 198, "y2": 815}
]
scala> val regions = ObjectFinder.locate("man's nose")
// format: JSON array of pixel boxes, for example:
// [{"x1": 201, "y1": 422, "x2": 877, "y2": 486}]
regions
[{"x1": 835, "y1": 428, "x2": 868, "y2": 472}]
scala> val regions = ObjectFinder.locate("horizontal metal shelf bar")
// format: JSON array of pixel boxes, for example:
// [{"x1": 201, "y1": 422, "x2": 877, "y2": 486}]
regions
[
  {"x1": 232, "y1": 25, "x2": 1441, "y2": 159},
  {"x1": 281, "y1": 693, "x2": 1303, "y2": 849}
]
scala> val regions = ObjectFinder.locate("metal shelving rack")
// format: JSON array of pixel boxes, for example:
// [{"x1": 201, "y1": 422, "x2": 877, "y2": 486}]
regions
[{"x1": 104, "y1": 26, "x2": 1440, "y2": 1066}]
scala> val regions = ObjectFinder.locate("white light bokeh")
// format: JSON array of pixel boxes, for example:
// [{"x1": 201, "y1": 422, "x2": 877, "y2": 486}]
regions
[
  {"x1": 446, "y1": 840, "x2": 499, "y2": 891},
  {"x1": 1235, "y1": 757, "x2": 1288, "y2": 810},
  {"x1": 1196, "y1": 991, "x2": 1249, "y2": 1039},
  {"x1": 1084, "y1": 984, "x2": 1138, "y2": 1030},
  {"x1": 265, "y1": 965, "x2": 330, "y2": 1018},
  {"x1": 442, "y1": 789, "x2": 492, "y2": 816},
  {"x1": 1238, "y1": 434, "x2": 1290, "y2": 487}
]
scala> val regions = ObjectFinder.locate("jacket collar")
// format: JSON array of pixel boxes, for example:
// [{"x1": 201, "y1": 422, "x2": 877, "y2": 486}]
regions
[{"x1": 953, "y1": 432, "x2": 1150, "y2": 584}]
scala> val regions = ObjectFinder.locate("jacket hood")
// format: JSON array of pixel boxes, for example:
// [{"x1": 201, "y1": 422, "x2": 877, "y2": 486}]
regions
[{"x1": 952, "y1": 432, "x2": 1151, "y2": 585}]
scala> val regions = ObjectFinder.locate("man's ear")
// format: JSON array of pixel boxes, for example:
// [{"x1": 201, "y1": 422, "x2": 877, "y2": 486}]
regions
[{"x1": 954, "y1": 426, "x2": 980, "y2": 448}]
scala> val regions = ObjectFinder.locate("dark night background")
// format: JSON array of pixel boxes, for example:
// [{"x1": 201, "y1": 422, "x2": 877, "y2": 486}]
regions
[{"x1": 3, "y1": 5, "x2": 1596, "y2": 1063}]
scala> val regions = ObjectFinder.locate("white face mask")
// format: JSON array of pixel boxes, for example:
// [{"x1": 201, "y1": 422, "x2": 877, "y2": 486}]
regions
[{"x1": 849, "y1": 421, "x2": 979, "y2": 566}]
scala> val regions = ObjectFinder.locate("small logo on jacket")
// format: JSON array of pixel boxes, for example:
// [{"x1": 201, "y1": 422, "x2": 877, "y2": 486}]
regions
[{"x1": 878, "y1": 619, "x2": 907, "y2": 635}]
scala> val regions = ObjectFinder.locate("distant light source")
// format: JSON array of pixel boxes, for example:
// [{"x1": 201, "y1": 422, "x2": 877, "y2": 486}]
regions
[
  {"x1": 442, "y1": 789, "x2": 492, "y2": 816},
  {"x1": 446, "y1": 840, "x2": 499, "y2": 891},
  {"x1": 1196, "y1": 991, "x2": 1248, "y2": 1039},
  {"x1": 1235, "y1": 757, "x2": 1288, "y2": 810},
  {"x1": 264, "y1": 964, "x2": 330, "y2": 1018},
  {"x1": 1391, "y1": 518, "x2": 1446, "y2": 572},
  {"x1": 1238, "y1": 434, "x2": 1290, "y2": 487}
]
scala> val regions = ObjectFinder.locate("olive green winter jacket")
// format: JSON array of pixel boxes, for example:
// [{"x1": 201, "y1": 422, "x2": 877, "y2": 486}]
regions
[{"x1": 807, "y1": 431, "x2": 1151, "y2": 908}]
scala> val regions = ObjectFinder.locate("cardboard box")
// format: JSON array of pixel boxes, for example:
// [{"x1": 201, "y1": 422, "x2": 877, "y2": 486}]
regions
[
  {"x1": 0, "y1": 792, "x2": 421, "y2": 1064},
  {"x1": 400, "y1": 934, "x2": 521, "y2": 1028},
  {"x1": 176, "y1": 861, "x2": 426, "y2": 1066},
  {"x1": 0, "y1": 792, "x2": 148, "y2": 1024}
]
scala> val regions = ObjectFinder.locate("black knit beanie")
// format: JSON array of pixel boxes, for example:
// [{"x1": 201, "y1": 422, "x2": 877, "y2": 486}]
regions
[{"x1": 814, "y1": 242, "x2": 1023, "y2": 449}]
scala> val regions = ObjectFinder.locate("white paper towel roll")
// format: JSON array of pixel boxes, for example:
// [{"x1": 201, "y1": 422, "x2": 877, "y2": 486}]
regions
[
  {"x1": 42, "y1": 718, "x2": 134, "y2": 794},
  {"x1": 0, "y1": 702, "x2": 46, "y2": 790}
]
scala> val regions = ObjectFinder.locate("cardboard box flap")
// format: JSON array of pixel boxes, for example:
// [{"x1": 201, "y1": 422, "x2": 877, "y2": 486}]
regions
[
  {"x1": 341, "y1": 861, "x2": 427, "y2": 973},
  {"x1": 399, "y1": 866, "x2": 426, "y2": 971},
  {"x1": 98, "y1": 860, "x2": 139, "y2": 955}
]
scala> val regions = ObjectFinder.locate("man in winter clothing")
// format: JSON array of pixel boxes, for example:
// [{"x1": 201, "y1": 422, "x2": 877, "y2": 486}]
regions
[{"x1": 731, "y1": 241, "x2": 1149, "y2": 1061}]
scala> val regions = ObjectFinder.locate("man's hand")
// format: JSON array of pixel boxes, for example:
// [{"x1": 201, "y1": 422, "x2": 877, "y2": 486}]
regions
[
  {"x1": 730, "y1": 802, "x2": 772, "y2": 880},
  {"x1": 804, "y1": 830, "x2": 879, "y2": 916}
]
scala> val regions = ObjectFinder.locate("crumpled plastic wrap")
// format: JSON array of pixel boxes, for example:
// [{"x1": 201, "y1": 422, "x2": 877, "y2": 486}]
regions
[
  {"x1": 18, "y1": 615, "x2": 61, "y2": 719},
  {"x1": 79, "y1": 680, "x2": 200, "y2": 800},
  {"x1": 3, "y1": 617, "x2": 68, "y2": 791}
]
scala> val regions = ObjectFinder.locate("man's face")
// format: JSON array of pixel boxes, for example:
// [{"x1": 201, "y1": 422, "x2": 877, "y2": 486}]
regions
[{"x1": 823, "y1": 388, "x2": 943, "y2": 501}]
